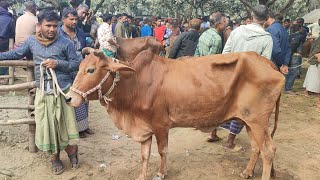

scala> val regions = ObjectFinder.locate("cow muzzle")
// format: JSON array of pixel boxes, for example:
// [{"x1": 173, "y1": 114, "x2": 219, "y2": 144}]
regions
[{"x1": 65, "y1": 91, "x2": 83, "y2": 107}]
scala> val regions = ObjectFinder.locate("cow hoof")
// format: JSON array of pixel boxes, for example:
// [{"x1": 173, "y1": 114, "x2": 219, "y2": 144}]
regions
[
  {"x1": 240, "y1": 170, "x2": 253, "y2": 179},
  {"x1": 152, "y1": 174, "x2": 165, "y2": 180}
]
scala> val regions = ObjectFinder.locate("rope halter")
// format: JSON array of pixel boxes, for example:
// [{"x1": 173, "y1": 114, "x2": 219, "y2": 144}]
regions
[{"x1": 70, "y1": 58, "x2": 120, "y2": 104}]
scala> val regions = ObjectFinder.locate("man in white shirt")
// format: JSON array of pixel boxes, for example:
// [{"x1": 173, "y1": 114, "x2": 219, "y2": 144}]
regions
[
  {"x1": 97, "y1": 14, "x2": 120, "y2": 57},
  {"x1": 308, "y1": 19, "x2": 320, "y2": 39}
]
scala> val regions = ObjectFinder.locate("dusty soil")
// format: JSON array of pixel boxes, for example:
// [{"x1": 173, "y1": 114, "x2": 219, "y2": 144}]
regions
[{"x1": 0, "y1": 64, "x2": 320, "y2": 180}]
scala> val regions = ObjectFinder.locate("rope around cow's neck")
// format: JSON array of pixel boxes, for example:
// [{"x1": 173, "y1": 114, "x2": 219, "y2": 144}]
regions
[
  {"x1": 39, "y1": 60, "x2": 67, "y2": 98},
  {"x1": 288, "y1": 55, "x2": 315, "y2": 69}
]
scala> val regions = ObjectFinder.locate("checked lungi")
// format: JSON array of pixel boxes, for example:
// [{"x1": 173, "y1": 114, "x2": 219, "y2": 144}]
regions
[{"x1": 221, "y1": 120, "x2": 244, "y2": 135}]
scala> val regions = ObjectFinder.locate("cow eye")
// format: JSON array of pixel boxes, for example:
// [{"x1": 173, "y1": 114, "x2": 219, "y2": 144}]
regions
[{"x1": 87, "y1": 68, "x2": 95, "y2": 73}]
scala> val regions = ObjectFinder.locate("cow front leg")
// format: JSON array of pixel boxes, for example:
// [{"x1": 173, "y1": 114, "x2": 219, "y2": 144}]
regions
[
  {"x1": 153, "y1": 130, "x2": 169, "y2": 180},
  {"x1": 136, "y1": 137, "x2": 152, "y2": 180}
]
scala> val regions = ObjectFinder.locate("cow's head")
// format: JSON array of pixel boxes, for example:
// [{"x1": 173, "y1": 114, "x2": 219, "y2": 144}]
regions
[{"x1": 66, "y1": 47, "x2": 135, "y2": 107}]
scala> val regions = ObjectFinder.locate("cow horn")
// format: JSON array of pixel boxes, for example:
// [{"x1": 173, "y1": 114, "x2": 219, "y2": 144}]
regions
[
  {"x1": 93, "y1": 49, "x2": 107, "y2": 60},
  {"x1": 82, "y1": 47, "x2": 95, "y2": 54}
]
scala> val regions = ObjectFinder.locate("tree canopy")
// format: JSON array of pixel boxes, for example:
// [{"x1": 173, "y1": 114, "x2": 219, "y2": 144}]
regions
[{"x1": 4, "y1": 0, "x2": 319, "y2": 20}]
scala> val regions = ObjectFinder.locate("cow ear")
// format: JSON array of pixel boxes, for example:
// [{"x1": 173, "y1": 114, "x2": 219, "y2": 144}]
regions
[
  {"x1": 107, "y1": 62, "x2": 136, "y2": 72},
  {"x1": 82, "y1": 47, "x2": 95, "y2": 54}
]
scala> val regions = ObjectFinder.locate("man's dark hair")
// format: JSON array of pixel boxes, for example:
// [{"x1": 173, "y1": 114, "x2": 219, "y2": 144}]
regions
[
  {"x1": 296, "y1": 17, "x2": 304, "y2": 24},
  {"x1": 38, "y1": 10, "x2": 60, "y2": 23},
  {"x1": 62, "y1": 7, "x2": 77, "y2": 18},
  {"x1": 284, "y1": 19, "x2": 291, "y2": 23},
  {"x1": 0, "y1": 1, "x2": 10, "y2": 10},
  {"x1": 77, "y1": 3, "x2": 89, "y2": 10},
  {"x1": 252, "y1": 5, "x2": 269, "y2": 21},
  {"x1": 227, "y1": 19, "x2": 233, "y2": 28},
  {"x1": 209, "y1": 12, "x2": 225, "y2": 27},
  {"x1": 275, "y1": 14, "x2": 283, "y2": 22},
  {"x1": 24, "y1": 1, "x2": 37, "y2": 12},
  {"x1": 102, "y1": 14, "x2": 112, "y2": 22},
  {"x1": 244, "y1": 16, "x2": 251, "y2": 21},
  {"x1": 268, "y1": 10, "x2": 275, "y2": 19},
  {"x1": 121, "y1": 13, "x2": 128, "y2": 17},
  {"x1": 201, "y1": 16, "x2": 208, "y2": 22}
]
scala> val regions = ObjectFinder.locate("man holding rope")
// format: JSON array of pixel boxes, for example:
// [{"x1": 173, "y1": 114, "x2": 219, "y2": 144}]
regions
[{"x1": 0, "y1": 10, "x2": 81, "y2": 175}]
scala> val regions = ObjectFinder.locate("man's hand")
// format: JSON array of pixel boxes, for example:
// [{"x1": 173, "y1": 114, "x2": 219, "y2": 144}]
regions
[
  {"x1": 43, "y1": 59, "x2": 58, "y2": 69},
  {"x1": 315, "y1": 53, "x2": 320, "y2": 62},
  {"x1": 280, "y1": 65, "x2": 289, "y2": 74}
]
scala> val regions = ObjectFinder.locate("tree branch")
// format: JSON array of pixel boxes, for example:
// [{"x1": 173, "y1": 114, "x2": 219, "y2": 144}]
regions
[
  {"x1": 279, "y1": 0, "x2": 294, "y2": 13},
  {"x1": 93, "y1": 0, "x2": 106, "y2": 14},
  {"x1": 239, "y1": 0, "x2": 254, "y2": 10},
  {"x1": 266, "y1": 0, "x2": 278, "y2": 7}
]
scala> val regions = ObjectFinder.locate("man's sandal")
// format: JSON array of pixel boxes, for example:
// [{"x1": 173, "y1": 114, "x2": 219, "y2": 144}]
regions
[
  {"x1": 51, "y1": 159, "x2": 65, "y2": 175},
  {"x1": 68, "y1": 146, "x2": 80, "y2": 170}
]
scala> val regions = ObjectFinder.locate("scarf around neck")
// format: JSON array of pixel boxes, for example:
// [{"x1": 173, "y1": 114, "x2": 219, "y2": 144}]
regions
[{"x1": 35, "y1": 32, "x2": 58, "y2": 47}]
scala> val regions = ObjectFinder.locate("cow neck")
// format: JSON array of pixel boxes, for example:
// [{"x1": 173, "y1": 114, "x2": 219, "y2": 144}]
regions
[{"x1": 70, "y1": 58, "x2": 121, "y2": 104}]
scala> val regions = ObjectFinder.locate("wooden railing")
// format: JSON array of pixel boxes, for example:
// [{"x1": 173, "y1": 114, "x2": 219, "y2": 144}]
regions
[{"x1": 0, "y1": 60, "x2": 37, "y2": 153}]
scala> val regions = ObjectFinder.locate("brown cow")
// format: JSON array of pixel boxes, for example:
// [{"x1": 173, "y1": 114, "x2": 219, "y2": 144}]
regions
[
  {"x1": 116, "y1": 36, "x2": 163, "y2": 62},
  {"x1": 66, "y1": 49, "x2": 284, "y2": 180}
]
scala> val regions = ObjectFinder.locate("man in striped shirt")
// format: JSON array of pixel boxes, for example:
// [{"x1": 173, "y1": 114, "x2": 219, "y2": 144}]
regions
[{"x1": 194, "y1": 12, "x2": 227, "y2": 56}]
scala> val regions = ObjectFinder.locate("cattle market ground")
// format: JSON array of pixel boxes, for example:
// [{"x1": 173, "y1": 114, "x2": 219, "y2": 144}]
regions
[{"x1": 1, "y1": 64, "x2": 320, "y2": 180}]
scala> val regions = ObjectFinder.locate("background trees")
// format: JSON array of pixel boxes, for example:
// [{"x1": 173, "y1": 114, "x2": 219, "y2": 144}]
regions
[{"x1": 3, "y1": 0, "x2": 319, "y2": 20}]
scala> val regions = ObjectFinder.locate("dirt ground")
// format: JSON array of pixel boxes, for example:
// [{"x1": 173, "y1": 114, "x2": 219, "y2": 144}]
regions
[{"x1": 1, "y1": 64, "x2": 320, "y2": 180}]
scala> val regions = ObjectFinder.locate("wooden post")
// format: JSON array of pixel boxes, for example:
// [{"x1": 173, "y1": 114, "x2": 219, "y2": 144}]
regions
[
  {"x1": 8, "y1": 39, "x2": 14, "y2": 85},
  {"x1": 27, "y1": 66, "x2": 37, "y2": 153},
  {"x1": 8, "y1": 66, "x2": 14, "y2": 85},
  {"x1": 28, "y1": 124, "x2": 37, "y2": 153}
]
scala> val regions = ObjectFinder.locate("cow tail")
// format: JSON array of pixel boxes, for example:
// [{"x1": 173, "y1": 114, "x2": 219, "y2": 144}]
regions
[{"x1": 271, "y1": 95, "x2": 280, "y2": 138}]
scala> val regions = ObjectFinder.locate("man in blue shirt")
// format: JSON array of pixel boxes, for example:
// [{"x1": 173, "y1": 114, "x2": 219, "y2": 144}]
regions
[
  {"x1": 140, "y1": 18, "x2": 153, "y2": 37},
  {"x1": 59, "y1": 7, "x2": 93, "y2": 138},
  {"x1": 265, "y1": 12, "x2": 291, "y2": 74},
  {"x1": 0, "y1": 1, "x2": 15, "y2": 84},
  {"x1": 0, "y1": 10, "x2": 80, "y2": 175}
]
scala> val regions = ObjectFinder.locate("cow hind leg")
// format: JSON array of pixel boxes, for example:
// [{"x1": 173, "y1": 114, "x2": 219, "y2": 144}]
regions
[
  {"x1": 136, "y1": 137, "x2": 152, "y2": 180},
  {"x1": 260, "y1": 134, "x2": 276, "y2": 180},
  {"x1": 152, "y1": 130, "x2": 169, "y2": 180},
  {"x1": 241, "y1": 125, "x2": 260, "y2": 179},
  {"x1": 243, "y1": 123, "x2": 276, "y2": 180}
]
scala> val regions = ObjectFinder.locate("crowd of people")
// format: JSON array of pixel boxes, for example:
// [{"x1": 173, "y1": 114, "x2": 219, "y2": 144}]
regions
[{"x1": 0, "y1": 0, "x2": 320, "y2": 175}]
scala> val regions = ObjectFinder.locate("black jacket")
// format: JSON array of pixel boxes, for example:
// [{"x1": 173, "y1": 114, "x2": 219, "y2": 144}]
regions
[{"x1": 169, "y1": 30, "x2": 200, "y2": 59}]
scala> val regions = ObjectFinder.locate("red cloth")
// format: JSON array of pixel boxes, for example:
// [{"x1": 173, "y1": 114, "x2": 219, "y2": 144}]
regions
[{"x1": 154, "y1": 25, "x2": 166, "y2": 42}]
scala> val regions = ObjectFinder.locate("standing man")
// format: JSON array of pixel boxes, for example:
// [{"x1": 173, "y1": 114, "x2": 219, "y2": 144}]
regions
[
  {"x1": 76, "y1": 4, "x2": 90, "y2": 33},
  {"x1": 284, "y1": 22, "x2": 305, "y2": 93},
  {"x1": 15, "y1": 1, "x2": 38, "y2": 48},
  {"x1": 169, "y1": 18, "x2": 202, "y2": 59},
  {"x1": 295, "y1": 17, "x2": 308, "y2": 78},
  {"x1": 59, "y1": 7, "x2": 94, "y2": 138},
  {"x1": 0, "y1": 10, "x2": 80, "y2": 175},
  {"x1": 98, "y1": 14, "x2": 120, "y2": 58},
  {"x1": 283, "y1": 19, "x2": 291, "y2": 33},
  {"x1": 169, "y1": 19, "x2": 181, "y2": 37},
  {"x1": 0, "y1": 1, "x2": 15, "y2": 84},
  {"x1": 265, "y1": 12, "x2": 291, "y2": 74},
  {"x1": 208, "y1": 5, "x2": 273, "y2": 151},
  {"x1": 194, "y1": 12, "x2": 227, "y2": 56},
  {"x1": 154, "y1": 19, "x2": 166, "y2": 43},
  {"x1": 140, "y1": 18, "x2": 153, "y2": 37},
  {"x1": 115, "y1": 13, "x2": 128, "y2": 38}
]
